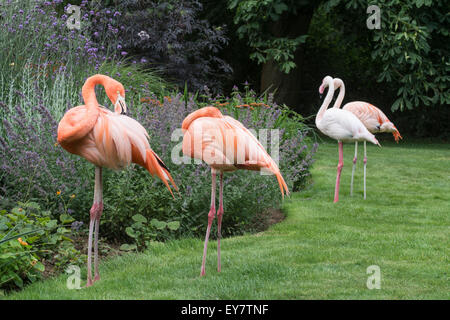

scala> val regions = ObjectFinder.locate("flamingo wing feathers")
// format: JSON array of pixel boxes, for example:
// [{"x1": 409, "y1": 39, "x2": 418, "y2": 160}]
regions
[
  {"x1": 342, "y1": 101, "x2": 385, "y2": 132},
  {"x1": 343, "y1": 101, "x2": 402, "y2": 142},
  {"x1": 57, "y1": 105, "x2": 99, "y2": 144},
  {"x1": 58, "y1": 107, "x2": 177, "y2": 197},
  {"x1": 182, "y1": 107, "x2": 289, "y2": 197}
]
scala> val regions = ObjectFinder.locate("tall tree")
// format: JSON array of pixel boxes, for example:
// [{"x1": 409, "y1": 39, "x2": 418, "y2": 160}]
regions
[
  {"x1": 229, "y1": 0, "x2": 318, "y2": 107},
  {"x1": 228, "y1": 0, "x2": 449, "y2": 112}
]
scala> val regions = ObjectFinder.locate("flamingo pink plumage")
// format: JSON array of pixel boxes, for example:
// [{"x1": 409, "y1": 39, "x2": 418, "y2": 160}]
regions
[
  {"x1": 57, "y1": 74, "x2": 177, "y2": 286},
  {"x1": 315, "y1": 75, "x2": 380, "y2": 203},
  {"x1": 332, "y1": 78, "x2": 402, "y2": 198},
  {"x1": 181, "y1": 106, "x2": 289, "y2": 276}
]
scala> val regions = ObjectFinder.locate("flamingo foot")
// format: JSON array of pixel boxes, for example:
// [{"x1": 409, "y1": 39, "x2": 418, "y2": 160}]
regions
[{"x1": 86, "y1": 278, "x2": 94, "y2": 287}]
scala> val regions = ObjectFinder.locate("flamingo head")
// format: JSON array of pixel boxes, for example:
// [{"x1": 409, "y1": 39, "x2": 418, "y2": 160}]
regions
[
  {"x1": 380, "y1": 122, "x2": 402, "y2": 142},
  {"x1": 333, "y1": 78, "x2": 344, "y2": 90},
  {"x1": 105, "y1": 79, "x2": 127, "y2": 115},
  {"x1": 319, "y1": 75, "x2": 333, "y2": 94}
]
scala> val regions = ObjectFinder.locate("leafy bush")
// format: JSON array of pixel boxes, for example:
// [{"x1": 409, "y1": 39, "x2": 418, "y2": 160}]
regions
[
  {"x1": 89, "y1": 0, "x2": 232, "y2": 93},
  {"x1": 228, "y1": 0, "x2": 314, "y2": 73},
  {"x1": 321, "y1": 0, "x2": 449, "y2": 111},
  {"x1": 121, "y1": 214, "x2": 180, "y2": 251},
  {"x1": 0, "y1": 201, "x2": 82, "y2": 291}
]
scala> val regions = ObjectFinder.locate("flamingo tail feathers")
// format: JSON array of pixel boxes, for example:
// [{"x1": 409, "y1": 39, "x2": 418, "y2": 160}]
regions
[
  {"x1": 273, "y1": 168, "x2": 290, "y2": 199},
  {"x1": 261, "y1": 160, "x2": 289, "y2": 199},
  {"x1": 145, "y1": 149, "x2": 178, "y2": 198}
]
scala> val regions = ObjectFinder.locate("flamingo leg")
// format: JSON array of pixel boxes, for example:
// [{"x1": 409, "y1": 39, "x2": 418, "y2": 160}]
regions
[
  {"x1": 93, "y1": 217, "x2": 101, "y2": 282},
  {"x1": 86, "y1": 167, "x2": 103, "y2": 287},
  {"x1": 334, "y1": 141, "x2": 344, "y2": 203},
  {"x1": 217, "y1": 172, "x2": 224, "y2": 273},
  {"x1": 200, "y1": 169, "x2": 216, "y2": 277},
  {"x1": 363, "y1": 141, "x2": 367, "y2": 200},
  {"x1": 350, "y1": 141, "x2": 358, "y2": 196},
  {"x1": 86, "y1": 218, "x2": 95, "y2": 287}
]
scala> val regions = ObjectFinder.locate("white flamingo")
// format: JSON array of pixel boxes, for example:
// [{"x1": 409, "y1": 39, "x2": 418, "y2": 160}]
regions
[{"x1": 315, "y1": 75, "x2": 380, "y2": 202}]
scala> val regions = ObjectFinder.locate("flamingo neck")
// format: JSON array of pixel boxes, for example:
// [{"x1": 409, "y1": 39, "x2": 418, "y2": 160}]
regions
[
  {"x1": 82, "y1": 74, "x2": 108, "y2": 107},
  {"x1": 333, "y1": 80, "x2": 345, "y2": 108},
  {"x1": 316, "y1": 79, "x2": 335, "y2": 124}
]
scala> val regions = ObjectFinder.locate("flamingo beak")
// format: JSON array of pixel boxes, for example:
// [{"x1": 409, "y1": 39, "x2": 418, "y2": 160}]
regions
[
  {"x1": 392, "y1": 129, "x2": 402, "y2": 143},
  {"x1": 319, "y1": 84, "x2": 325, "y2": 100},
  {"x1": 319, "y1": 84, "x2": 325, "y2": 94},
  {"x1": 115, "y1": 93, "x2": 127, "y2": 115}
]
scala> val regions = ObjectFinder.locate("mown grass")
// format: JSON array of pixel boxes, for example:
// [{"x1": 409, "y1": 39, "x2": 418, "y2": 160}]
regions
[{"x1": 4, "y1": 138, "x2": 449, "y2": 299}]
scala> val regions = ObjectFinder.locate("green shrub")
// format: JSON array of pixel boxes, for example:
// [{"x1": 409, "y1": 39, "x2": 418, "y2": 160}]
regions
[
  {"x1": 0, "y1": 202, "x2": 83, "y2": 291},
  {"x1": 120, "y1": 214, "x2": 180, "y2": 252}
]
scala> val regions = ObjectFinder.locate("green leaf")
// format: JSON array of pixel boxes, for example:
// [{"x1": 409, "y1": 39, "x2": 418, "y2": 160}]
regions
[
  {"x1": 125, "y1": 227, "x2": 136, "y2": 238},
  {"x1": 59, "y1": 214, "x2": 75, "y2": 224},
  {"x1": 22, "y1": 202, "x2": 40, "y2": 210},
  {"x1": 13, "y1": 274, "x2": 23, "y2": 288},
  {"x1": 33, "y1": 261, "x2": 45, "y2": 272},
  {"x1": 11, "y1": 207, "x2": 25, "y2": 216},
  {"x1": 46, "y1": 220, "x2": 58, "y2": 229},
  {"x1": 132, "y1": 214, "x2": 147, "y2": 223},
  {"x1": 151, "y1": 219, "x2": 167, "y2": 230},
  {"x1": 120, "y1": 243, "x2": 137, "y2": 251},
  {"x1": 0, "y1": 252, "x2": 14, "y2": 259},
  {"x1": 167, "y1": 221, "x2": 180, "y2": 231}
]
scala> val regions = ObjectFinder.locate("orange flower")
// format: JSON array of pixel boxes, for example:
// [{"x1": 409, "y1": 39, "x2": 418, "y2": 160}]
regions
[
  {"x1": 214, "y1": 102, "x2": 229, "y2": 106},
  {"x1": 56, "y1": 190, "x2": 61, "y2": 196},
  {"x1": 140, "y1": 97, "x2": 162, "y2": 106},
  {"x1": 18, "y1": 238, "x2": 29, "y2": 246},
  {"x1": 249, "y1": 102, "x2": 270, "y2": 108},
  {"x1": 235, "y1": 104, "x2": 254, "y2": 110}
]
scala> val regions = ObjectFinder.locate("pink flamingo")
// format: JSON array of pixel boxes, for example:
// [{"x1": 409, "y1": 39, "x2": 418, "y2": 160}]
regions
[
  {"x1": 315, "y1": 76, "x2": 380, "y2": 203},
  {"x1": 57, "y1": 74, "x2": 177, "y2": 286},
  {"x1": 181, "y1": 106, "x2": 289, "y2": 276},
  {"x1": 332, "y1": 78, "x2": 402, "y2": 198}
]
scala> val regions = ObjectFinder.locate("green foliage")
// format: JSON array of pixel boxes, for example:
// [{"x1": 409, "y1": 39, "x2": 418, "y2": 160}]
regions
[
  {"x1": 97, "y1": 62, "x2": 175, "y2": 104},
  {"x1": 120, "y1": 214, "x2": 180, "y2": 251},
  {"x1": 0, "y1": 202, "x2": 82, "y2": 291},
  {"x1": 228, "y1": 0, "x2": 311, "y2": 73},
  {"x1": 322, "y1": 0, "x2": 450, "y2": 111}
]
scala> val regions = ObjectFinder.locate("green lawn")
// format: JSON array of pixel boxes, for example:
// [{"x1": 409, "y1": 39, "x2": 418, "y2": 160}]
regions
[{"x1": 5, "y1": 139, "x2": 450, "y2": 299}]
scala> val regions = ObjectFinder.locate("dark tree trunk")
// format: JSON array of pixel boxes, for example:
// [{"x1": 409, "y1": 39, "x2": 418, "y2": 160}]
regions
[{"x1": 260, "y1": 8, "x2": 316, "y2": 111}]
